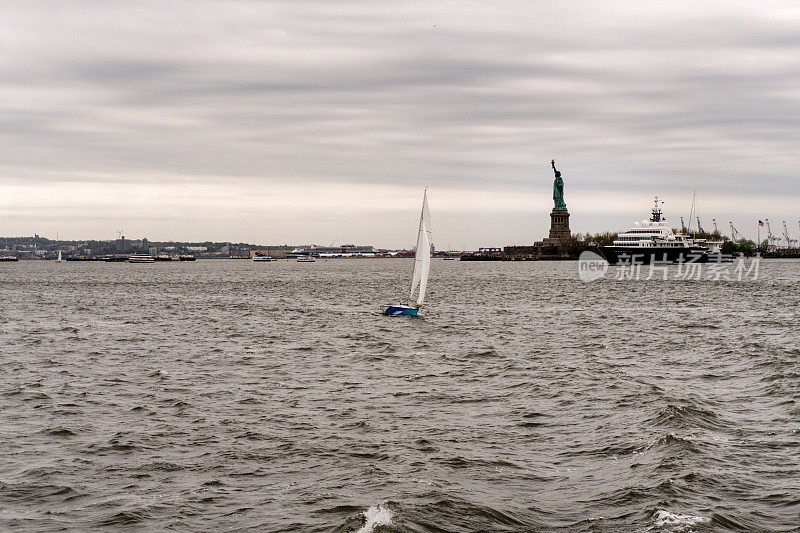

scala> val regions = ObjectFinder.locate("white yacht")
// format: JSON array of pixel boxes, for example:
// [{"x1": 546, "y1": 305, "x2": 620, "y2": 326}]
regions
[{"x1": 600, "y1": 197, "x2": 709, "y2": 264}]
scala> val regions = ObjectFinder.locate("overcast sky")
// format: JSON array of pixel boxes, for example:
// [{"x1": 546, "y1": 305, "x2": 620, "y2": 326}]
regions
[{"x1": 1, "y1": 1, "x2": 799, "y2": 247}]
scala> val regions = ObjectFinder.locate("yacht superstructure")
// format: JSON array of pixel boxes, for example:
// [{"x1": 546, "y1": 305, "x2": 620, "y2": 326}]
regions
[{"x1": 600, "y1": 197, "x2": 709, "y2": 264}]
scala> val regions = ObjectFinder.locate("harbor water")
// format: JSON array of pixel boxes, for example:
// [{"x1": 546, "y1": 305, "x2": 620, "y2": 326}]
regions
[{"x1": 1, "y1": 259, "x2": 798, "y2": 531}]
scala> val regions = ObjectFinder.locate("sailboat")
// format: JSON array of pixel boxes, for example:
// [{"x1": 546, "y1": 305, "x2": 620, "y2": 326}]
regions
[
  {"x1": 56, "y1": 250, "x2": 62, "y2": 263},
  {"x1": 382, "y1": 190, "x2": 432, "y2": 317}
]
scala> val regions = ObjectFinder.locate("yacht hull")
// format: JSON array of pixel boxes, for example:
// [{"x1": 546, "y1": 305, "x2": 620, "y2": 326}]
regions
[{"x1": 600, "y1": 246, "x2": 709, "y2": 264}]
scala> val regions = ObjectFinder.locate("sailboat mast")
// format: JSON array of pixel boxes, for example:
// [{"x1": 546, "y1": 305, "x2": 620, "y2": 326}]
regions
[{"x1": 408, "y1": 189, "x2": 430, "y2": 307}]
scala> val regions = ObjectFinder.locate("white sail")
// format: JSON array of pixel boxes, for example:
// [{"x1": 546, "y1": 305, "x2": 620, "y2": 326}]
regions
[
  {"x1": 57, "y1": 250, "x2": 62, "y2": 262},
  {"x1": 415, "y1": 222, "x2": 431, "y2": 306},
  {"x1": 408, "y1": 190, "x2": 432, "y2": 307}
]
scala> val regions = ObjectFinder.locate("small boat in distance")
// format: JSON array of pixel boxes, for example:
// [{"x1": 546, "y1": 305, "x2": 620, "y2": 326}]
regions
[
  {"x1": 56, "y1": 250, "x2": 62, "y2": 263},
  {"x1": 0, "y1": 256, "x2": 19, "y2": 262},
  {"x1": 178, "y1": 254, "x2": 196, "y2": 261},
  {"x1": 382, "y1": 189, "x2": 432, "y2": 317},
  {"x1": 128, "y1": 253, "x2": 155, "y2": 263},
  {"x1": 297, "y1": 256, "x2": 315, "y2": 262}
]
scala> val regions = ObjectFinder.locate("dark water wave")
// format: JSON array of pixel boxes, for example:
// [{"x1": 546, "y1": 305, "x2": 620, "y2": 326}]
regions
[{"x1": 1, "y1": 259, "x2": 799, "y2": 531}]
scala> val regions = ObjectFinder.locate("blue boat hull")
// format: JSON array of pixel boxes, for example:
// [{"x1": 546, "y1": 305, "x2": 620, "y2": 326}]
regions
[{"x1": 382, "y1": 305, "x2": 419, "y2": 317}]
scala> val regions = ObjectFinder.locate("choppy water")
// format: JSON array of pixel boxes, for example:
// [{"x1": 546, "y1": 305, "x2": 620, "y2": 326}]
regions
[{"x1": 1, "y1": 259, "x2": 799, "y2": 532}]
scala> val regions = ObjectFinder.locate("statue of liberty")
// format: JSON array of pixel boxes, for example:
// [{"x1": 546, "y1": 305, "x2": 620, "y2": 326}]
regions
[{"x1": 551, "y1": 159, "x2": 567, "y2": 210}]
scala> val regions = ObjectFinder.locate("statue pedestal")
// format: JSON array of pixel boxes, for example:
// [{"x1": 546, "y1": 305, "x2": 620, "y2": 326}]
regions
[{"x1": 543, "y1": 209, "x2": 570, "y2": 245}]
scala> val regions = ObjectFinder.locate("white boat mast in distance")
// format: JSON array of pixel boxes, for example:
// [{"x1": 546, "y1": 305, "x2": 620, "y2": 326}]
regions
[{"x1": 409, "y1": 189, "x2": 432, "y2": 308}]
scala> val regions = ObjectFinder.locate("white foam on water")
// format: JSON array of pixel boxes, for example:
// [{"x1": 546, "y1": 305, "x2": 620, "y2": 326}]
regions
[
  {"x1": 653, "y1": 509, "x2": 710, "y2": 531},
  {"x1": 355, "y1": 504, "x2": 393, "y2": 533}
]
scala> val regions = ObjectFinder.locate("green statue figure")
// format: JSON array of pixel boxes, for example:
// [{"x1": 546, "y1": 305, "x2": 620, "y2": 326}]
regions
[{"x1": 551, "y1": 159, "x2": 567, "y2": 210}]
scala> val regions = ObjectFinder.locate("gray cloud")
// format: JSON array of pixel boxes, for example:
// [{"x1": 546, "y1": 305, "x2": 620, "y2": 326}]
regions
[{"x1": 1, "y1": 0, "x2": 799, "y2": 246}]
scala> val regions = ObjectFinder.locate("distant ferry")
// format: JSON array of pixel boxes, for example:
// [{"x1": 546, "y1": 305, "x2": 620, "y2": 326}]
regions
[
  {"x1": 0, "y1": 256, "x2": 18, "y2": 262},
  {"x1": 600, "y1": 197, "x2": 710, "y2": 264},
  {"x1": 296, "y1": 256, "x2": 315, "y2": 262},
  {"x1": 128, "y1": 253, "x2": 155, "y2": 263},
  {"x1": 178, "y1": 255, "x2": 196, "y2": 261}
]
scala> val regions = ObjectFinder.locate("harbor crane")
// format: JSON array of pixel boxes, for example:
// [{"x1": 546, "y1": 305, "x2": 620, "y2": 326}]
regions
[
  {"x1": 712, "y1": 218, "x2": 719, "y2": 234},
  {"x1": 765, "y1": 219, "x2": 779, "y2": 248},
  {"x1": 697, "y1": 217, "x2": 705, "y2": 234},
  {"x1": 795, "y1": 221, "x2": 800, "y2": 248},
  {"x1": 783, "y1": 221, "x2": 797, "y2": 249},
  {"x1": 729, "y1": 221, "x2": 742, "y2": 243},
  {"x1": 680, "y1": 217, "x2": 687, "y2": 233}
]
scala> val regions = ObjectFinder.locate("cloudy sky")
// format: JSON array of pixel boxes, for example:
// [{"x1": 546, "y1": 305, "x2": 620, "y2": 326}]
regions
[{"x1": 1, "y1": 1, "x2": 799, "y2": 248}]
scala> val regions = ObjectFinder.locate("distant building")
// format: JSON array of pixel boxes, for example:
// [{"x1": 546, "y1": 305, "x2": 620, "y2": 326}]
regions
[
  {"x1": 296, "y1": 244, "x2": 374, "y2": 255},
  {"x1": 115, "y1": 236, "x2": 128, "y2": 252},
  {"x1": 148, "y1": 246, "x2": 158, "y2": 256},
  {"x1": 252, "y1": 248, "x2": 285, "y2": 258},
  {"x1": 186, "y1": 246, "x2": 207, "y2": 252},
  {"x1": 478, "y1": 247, "x2": 502, "y2": 255}
]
